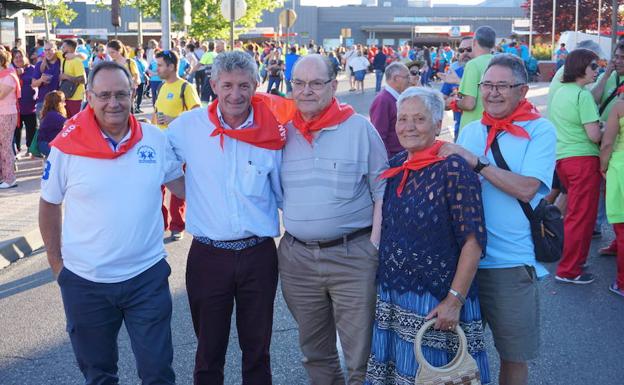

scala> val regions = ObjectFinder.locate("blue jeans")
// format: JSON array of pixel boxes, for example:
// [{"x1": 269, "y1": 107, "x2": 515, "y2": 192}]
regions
[
  {"x1": 150, "y1": 80, "x2": 163, "y2": 106},
  {"x1": 38, "y1": 141, "x2": 51, "y2": 156},
  {"x1": 267, "y1": 77, "x2": 281, "y2": 93},
  {"x1": 57, "y1": 259, "x2": 175, "y2": 385},
  {"x1": 375, "y1": 69, "x2": 384, "y2": 92}
]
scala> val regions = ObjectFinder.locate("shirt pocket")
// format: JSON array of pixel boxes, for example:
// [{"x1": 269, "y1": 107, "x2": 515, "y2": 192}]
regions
[
  {"x1": 315, "y1": 159, "x2": 366, "y2": 199},
  {"x1": 241, "y1": 162, "x2": 270, "y2": 198}
]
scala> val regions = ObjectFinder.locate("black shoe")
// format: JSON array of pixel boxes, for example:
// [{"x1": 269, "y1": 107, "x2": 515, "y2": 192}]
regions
[{"x1": 555, "y1": 273, "x2": 595, "y2": 284}]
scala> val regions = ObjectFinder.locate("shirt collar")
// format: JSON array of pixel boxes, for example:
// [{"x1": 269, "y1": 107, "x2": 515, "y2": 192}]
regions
[
  {"x1": 385, "y1": 85, "x2": 401, "y2": 100},
  {"x1": 101, "y1": 128, "x2": 132, "y2": 152},
  {"x1": 216, "y1": 105, "x2": 254, "y2": 130}
]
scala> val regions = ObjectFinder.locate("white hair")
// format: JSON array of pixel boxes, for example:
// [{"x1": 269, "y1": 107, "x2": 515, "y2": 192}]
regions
[{"x1": 396, "y1": 87, "x2": 445, "y2": 126}]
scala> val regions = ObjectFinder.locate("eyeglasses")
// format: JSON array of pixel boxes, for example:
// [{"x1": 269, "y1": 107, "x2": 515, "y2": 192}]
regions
[
  {"x1": 478, "y1": 82, "x2": 526, "y2": 93},
  {"x1": 409, "y1": 70, "x2": 420, "y2": 76},
  {"x1": 589, "y1": 62, "x2": 599, "y2": 71},
  {"x1": 458, "y1": 47, "x2": 472, "y2": 54},
  {"x1": 290, "y1": 78, "x2": 333, "y2": 91},
  {"x1": 89, "y1": 90, "x2": 133, "y2": 102}
]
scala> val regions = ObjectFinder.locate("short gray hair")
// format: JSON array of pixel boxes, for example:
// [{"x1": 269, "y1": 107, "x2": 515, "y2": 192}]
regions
[
  {"x1": 474, "y1": 26, "x2": 496, "y2": 50},
  {"x1": 396, "y1": 87, "x2": 445, "y2": 126},
  {"x1": 385, "y1": 62, "x2": 408, "y2": 81},
  {"x1": 292, "y1": 54, "x2": 336, "y2": 81},
  {"x1": 212, "y1": 50, "x2": 258, "y2": 83},
  {"x1": 486, "y1": 53, "x2": 528, "y2": 84}
]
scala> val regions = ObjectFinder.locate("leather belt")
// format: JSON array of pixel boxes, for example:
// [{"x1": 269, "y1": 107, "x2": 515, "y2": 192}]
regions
[
  {"x1": 194, "y1": 235, "x2": 269, "y2": 251},
  {"x1": 289, "y1": 226, "x2": 372, "y2": 249}
]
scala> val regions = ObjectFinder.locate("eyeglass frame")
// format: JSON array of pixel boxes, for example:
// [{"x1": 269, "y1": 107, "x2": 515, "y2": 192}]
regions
[
  {"x1": 290, "y1": 78, "x2": 333, "y2": 91},
  {"x1": 478, "y1": 82, "x2": 526, "y2": 93},
  {"x1": 88, "y1": 89, "x2": 133, "y2": 102},
  {"x1": 588, "y1": 62, "x2": 599, "y2": 71},
  {"x1": 458, "y1": 47, "x2": 472, "y2": 54}
]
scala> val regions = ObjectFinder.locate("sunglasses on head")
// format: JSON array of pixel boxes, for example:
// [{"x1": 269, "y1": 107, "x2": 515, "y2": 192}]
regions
[
  {"x1": 458, "y1": 47, "x2": 472, "y2": 54},
  {"x1": 589, "y1": 62, "x2": 599, "y2": 71}
]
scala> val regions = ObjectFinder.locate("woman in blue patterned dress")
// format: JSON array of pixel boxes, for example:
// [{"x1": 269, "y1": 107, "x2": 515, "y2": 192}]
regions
[{"x1": 365, "y1": 87, "x2": 490, "y2": 385}]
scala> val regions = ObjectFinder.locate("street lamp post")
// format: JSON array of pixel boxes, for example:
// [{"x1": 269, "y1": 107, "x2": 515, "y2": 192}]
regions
[
  {"x1": 529, "y1": 0, "x2": 534, "y2": 54},
  {"x1": 612, "y1": 0, "x2": 618, "y2": 51},
  {"x1": 551, "y1": 0, "x2": 556, "y2": 60},
  {"x1": 598, "y1": 0, "x2": 602, "y2": 48},
  {"x1": 574, "y1": 0, "x2": 579, "y2": 45},
  {"x1": 161, "y1": 0, "x2": 171, "y2": 51}
]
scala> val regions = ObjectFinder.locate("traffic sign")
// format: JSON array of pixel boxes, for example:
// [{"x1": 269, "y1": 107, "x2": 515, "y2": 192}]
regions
[{"x1": 279, "y1": 9, "x2": 297, "y2": 28}]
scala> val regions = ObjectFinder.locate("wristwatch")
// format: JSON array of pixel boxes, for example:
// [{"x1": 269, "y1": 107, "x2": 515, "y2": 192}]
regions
[{"x1": 473, "y1": 156, "x2": 490, "y2": 174}]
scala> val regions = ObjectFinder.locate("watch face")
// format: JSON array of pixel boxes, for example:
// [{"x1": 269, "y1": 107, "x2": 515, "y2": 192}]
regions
[{"x1": 479, "y1": 156, "x2": 490, "y2": 166}]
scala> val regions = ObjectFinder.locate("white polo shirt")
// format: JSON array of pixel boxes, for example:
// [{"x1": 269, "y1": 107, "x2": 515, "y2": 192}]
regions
[
  {"x1": 166, "y1": 106, "x2": 282, "y2": 241},
  {"x1": 41, "y1": 123, "x2": 183, "y2": 283}
]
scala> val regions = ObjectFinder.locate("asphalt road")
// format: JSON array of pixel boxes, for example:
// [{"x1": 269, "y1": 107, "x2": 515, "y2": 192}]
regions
[{"x1": 1, "y1": 79, "x2": 623, "y2": 384}]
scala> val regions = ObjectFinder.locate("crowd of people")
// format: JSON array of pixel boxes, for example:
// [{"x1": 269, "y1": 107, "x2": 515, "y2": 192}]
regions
[{"x1": 0, "y1": 22, "x2": 615, "y2": 385}]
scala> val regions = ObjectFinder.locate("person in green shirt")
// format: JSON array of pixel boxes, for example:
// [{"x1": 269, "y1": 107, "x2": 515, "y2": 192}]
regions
[
  {"x1": 599, "y1": 98, "x2": 624, "y2": 297},
  {"x1": 591, "y1": 43, "x2": 624, "y2": 122},
  {"x1": 550, "y1": 48, "x2": 602, "y2": 285},
  {"x1": 194, "y1": 40, "x2": 225, "y2": 105},
  {"x1": 547, "y1": 40, "x2": 605, "y2": 119},
  {"x1": 457, "y1": 25, "x2": 495, "y2": 130}
]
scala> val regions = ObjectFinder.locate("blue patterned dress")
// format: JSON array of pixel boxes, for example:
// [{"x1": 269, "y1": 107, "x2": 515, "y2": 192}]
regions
[{"x1": 365, "y1": 153, "x2": 490, "y2": 385}]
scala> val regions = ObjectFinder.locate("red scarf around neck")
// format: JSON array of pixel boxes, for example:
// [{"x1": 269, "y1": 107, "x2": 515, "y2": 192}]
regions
[
  {"x1": 51, "y1": 105, "x2": 143, "y2": 159},
  {"x1": 481, "y1": 99, "x2": 540, "y2": 155},
  {"x1": 292, "y1": 98, "x2": 355, "y2": 144},
  {"x1": 379, "y1": 140, "x2": 446, "y2": 197},
  {"x1": 208, "y1": 93, "x2": 290, "y2": 150}
]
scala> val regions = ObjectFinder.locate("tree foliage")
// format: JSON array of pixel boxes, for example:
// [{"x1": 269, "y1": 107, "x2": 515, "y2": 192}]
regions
[
  {"x1": 28, "y1": 0, "x2": 78, "y2": 31},
  {"x1": 525, "y1": 0, "x2": 622, "y2": 35},
  {"x1": 98, "y1": 0, "x2": 280, "y2": 40}
]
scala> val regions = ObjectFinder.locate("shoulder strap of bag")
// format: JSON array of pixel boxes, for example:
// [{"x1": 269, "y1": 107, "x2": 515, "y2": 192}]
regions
[
  {"x1": 599, "y1": 75, "x2": 622, "y2": 116},
  {"x1": 489, "y1": 131, "x2": 535, "y2": 222},
  {"x1": 180, "y1": 81, "x2": 188, "y2": 111}
]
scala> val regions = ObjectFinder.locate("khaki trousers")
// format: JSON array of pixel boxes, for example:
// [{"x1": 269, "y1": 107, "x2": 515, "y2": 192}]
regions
[{"x1": 277, "y1": 232, "x2": 378, "y2": 385}]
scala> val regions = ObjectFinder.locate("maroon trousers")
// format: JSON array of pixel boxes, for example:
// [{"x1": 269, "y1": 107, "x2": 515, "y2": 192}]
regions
[
  {"x1": 614, "y1": 223, "x2": 624, "y2": 288},
  {"x1": 161, "y1": 185, "x2": 185, "y2": 232},
  {"x1": 186, "y1": 238, "x2": 278, "y2": 385},
  {"x1": 556, "y1": 156, "x2": 601, "y2": 278}
]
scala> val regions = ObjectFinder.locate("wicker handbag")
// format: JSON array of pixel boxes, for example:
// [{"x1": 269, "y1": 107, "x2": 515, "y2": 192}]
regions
[{"x1": 414, "y1": 318, "x2": 481, "y2": 385}]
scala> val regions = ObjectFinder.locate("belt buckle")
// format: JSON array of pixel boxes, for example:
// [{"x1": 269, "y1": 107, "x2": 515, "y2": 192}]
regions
[{"x1": 304, "y1": 240, "x2": 320, "y2": 248}]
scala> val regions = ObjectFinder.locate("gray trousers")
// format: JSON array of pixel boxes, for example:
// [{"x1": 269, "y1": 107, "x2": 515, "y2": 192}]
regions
[{"x1": 277, "y1": 232, "x2": 378, "y2": 385}]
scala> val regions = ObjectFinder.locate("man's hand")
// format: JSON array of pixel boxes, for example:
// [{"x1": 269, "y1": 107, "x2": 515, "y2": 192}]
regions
[
  {"x1": 157, "y1": 113, "x2": 175, "y2": 126},
  {"x1": 59, "y1": 73, "x2": 70, "y2": 81},
  {"x1": 438, "y1": 142, "x2": 478, "y2": 168},
  {"x1": 50, "y1": 258, "x2": 64, "y2": 280},
  {"x1": 438, "y1": 68, "x2": 461, "y2": 84}
]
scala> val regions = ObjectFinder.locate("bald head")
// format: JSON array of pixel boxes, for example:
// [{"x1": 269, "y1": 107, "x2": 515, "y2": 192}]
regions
[{"x1": 292, "y1": 54, "x2": 335, "y2": 82}]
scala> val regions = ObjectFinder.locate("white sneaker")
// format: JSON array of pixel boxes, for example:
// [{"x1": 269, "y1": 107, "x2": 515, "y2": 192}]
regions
[{"x1": 0, "y1": 181, "x2": 17, "y2": 189}]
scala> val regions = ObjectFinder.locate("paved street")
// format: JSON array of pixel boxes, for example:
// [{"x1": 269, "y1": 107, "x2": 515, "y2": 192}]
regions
[{"x1": 0, "y1": 75, "x2": 623, "y2": 384}]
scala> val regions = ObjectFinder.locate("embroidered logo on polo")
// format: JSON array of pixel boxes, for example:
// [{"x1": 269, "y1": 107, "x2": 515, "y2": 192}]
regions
[
  {"x1": 166, "y1": 92, "x2": 174, "y2": 100},
  {"x1": 137, "y1": 146, "x2": 157, "y2": 164}
]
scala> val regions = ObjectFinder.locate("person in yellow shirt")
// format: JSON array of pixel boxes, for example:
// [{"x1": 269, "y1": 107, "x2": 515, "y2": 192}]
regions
[
  {"x1": 59, "y1": 39, "x2": 86, "y2": 118},
  {"x1": 153, "y1": 49, "x2": 200, "y2": 240}
]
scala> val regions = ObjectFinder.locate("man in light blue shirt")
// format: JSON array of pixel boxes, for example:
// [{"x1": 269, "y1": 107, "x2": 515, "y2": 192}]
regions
[
  {"x1": 440, "y1": 54, "x2": 556, "y2": 385},
  {"x1": 166, "y1": 51, "x2": 283, "y2": 384}
]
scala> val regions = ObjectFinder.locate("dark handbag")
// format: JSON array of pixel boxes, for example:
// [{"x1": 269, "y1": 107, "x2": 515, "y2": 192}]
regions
[
  {"x1": 490, "y1": 137, "x2": 563, "y2": 263},
  {"x1": 59, "y1": 59, "x2": 78, "y2": 98}
]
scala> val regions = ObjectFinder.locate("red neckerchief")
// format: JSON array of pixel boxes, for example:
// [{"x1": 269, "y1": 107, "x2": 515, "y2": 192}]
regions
[
  {"x1": 291, "y1": 98, "x2": 355, "y2": 144},
  {"x1": 378, "y1": 140, "x2": 446, "y2": 197},
  {"x1": 51, "y1": 105, "x2": 143, "y2": 159},
  {"x1": 0, "y1": 68, "x2": 21, "y2": 125},
  {"x1": 481, "y1": 99, "x2": 541, "y2": 155},
  {"x1": 208, "y1": 93, "x2": 289, "y2": 150}
]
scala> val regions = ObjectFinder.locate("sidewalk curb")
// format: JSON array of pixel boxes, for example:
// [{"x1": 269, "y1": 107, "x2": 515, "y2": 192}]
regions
[{"x1": 0, "y1": 227, "x2": 44, "y2": 269}]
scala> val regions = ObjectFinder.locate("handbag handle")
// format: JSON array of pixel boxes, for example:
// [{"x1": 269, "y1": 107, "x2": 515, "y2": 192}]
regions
[{"x1": 414, "y1": 318, "x2": 469, "y2": 374}]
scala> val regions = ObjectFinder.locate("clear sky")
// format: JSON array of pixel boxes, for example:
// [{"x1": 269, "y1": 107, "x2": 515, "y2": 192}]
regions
[{"x1": 300, "y1": 0, "x2": 483, "y2": 6}]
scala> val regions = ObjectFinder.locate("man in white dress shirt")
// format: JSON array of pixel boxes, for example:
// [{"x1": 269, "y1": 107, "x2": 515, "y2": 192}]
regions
[{"x1": 166, "y1": 51, "x2": 285, "y2": 385}]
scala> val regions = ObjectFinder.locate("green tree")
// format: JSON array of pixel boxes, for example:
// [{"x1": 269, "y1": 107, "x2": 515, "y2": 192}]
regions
[
  {"x1": 100, "y1": 0, "x2": 281, "y2": 40},
  {"x1": 28, "y1": 0, "x2": 78, "y2": 32},
  {"x1": 525, "y1": 0, "x2": 621, "y2": 35}
]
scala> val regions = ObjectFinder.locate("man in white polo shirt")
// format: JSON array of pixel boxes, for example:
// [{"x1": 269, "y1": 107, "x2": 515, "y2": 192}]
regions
[
  {"x1": 166, "y1": 51, "x2": 285, "y2": 385},
  {"x1": 279, "y1": 54, "x2": 388, "y2": 384},
  {"x1": 38, "y1": 61, "x2": 184, "y2": 385}
]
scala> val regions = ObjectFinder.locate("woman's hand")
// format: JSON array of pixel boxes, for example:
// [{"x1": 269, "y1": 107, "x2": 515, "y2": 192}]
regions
[{"x1": 425, "y1": 295, "x2": 462, "y2": 331}]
